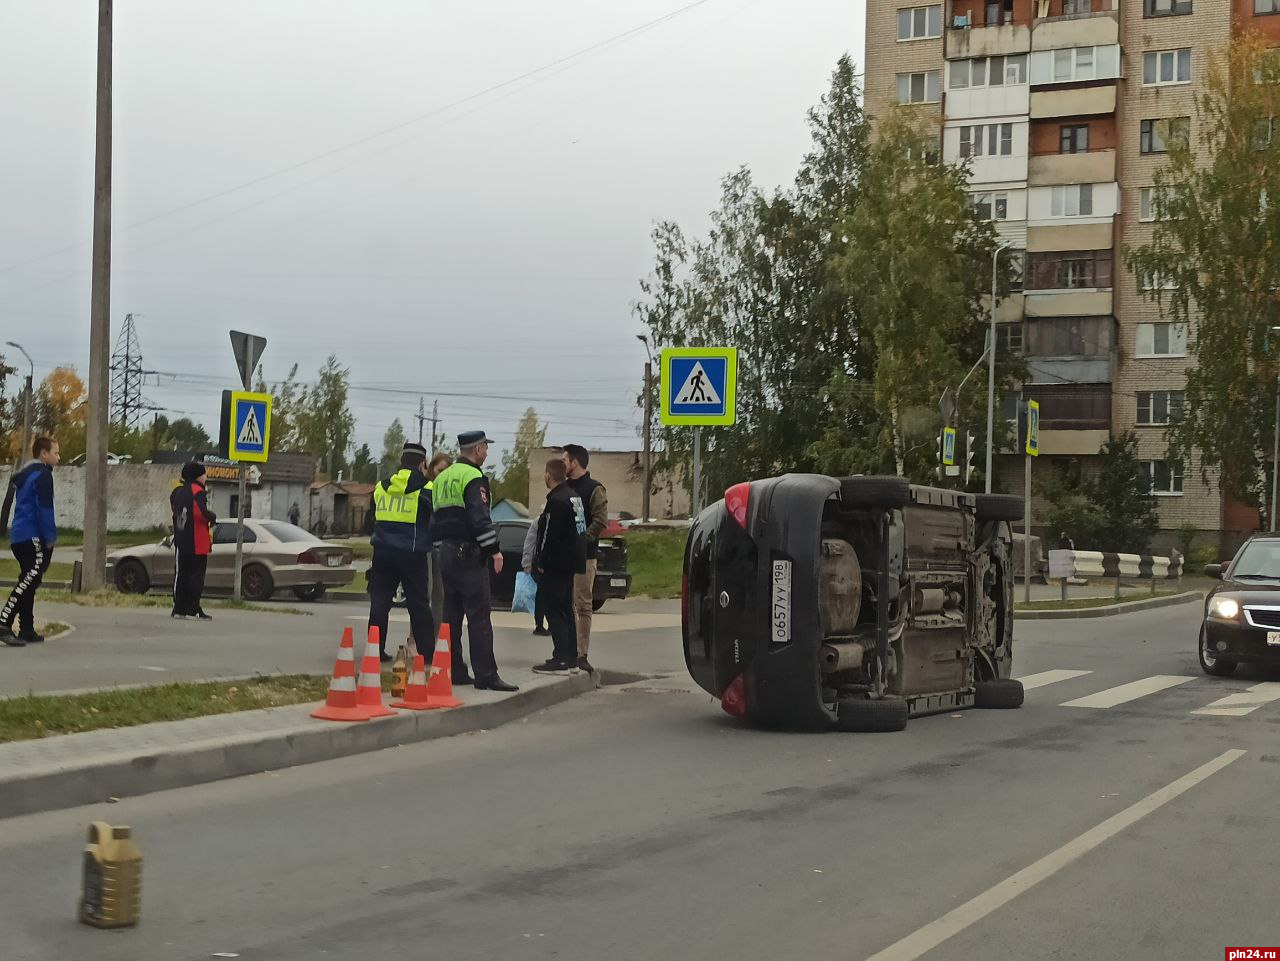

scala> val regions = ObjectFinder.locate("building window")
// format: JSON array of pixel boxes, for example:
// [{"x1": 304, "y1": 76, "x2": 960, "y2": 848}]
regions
[
  {"x1": 1140, "y1": 117, "x2": 1190, "y2": 154},
  {"x1": 1145, "y1": 0, "x2": 1192, "y2": 16},
  {"x1": 1030, "y1": 45, "x2": 1120, "y2": 85},
  {"x1": 1259, "y1": 0, "x2": 1280, "y2": 14},
  {"x1": 949, "y1": 54, "x2": 1028, "y2": 89},
  {"x1": 1024, "y1": 317, "x2": 1114, "y2": 357},
  {"x1": 1137, "y1": 391, "x2": 1185, "y2": 425},
  {"x1": 1060, "y1": 124, "x2": 1089, "y2": 154},
  {"x1": 1064, "y1": 0, "x2": 1092, "y2": 13},
  {"x1": 998, "y1": 323, "x2": 1024, "y2": 355},
  {"x1": 1136, "y1": 322, "x2": 1188, "y2": 357},
  {"x1": 1051, "y1": 183, "x2": 1094, "y2": 217},
  {"x1": 1024, "y1": 384, "x2": 1112, "y2": 430},
  {"x1": 1143, "y1": 49, "x2": 1192, "y2": 86},
  {"x1": 1026, "y1": 250, "x2": 1112, "y2": 290},
  {"x1": 1139, "y1": 185, "x2": 1180, "y2": 221},
  {"x1": 1139, "y1": 269, "x2": 1178, "y2": 292},
  {"x1": 1143, "y1": 460, "x2": 1185, "y2": 495},
  {"x1": 898, "y1": 5, "x2": 942, "y2": 40},
  {"x1": 897, "y1": 71, "x2": 941, "y2": 104},
  {"x1": 971, "y1": 191, "x2": 1010, "y2": 220},
  {"x1": 959, "y1": 123, "x2": 1015, "y2": 158}
]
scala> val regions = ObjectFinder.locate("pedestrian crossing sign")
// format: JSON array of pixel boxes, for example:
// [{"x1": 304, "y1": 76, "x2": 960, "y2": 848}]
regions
[
  {"x1": 221, "y1": 390, "x2": 272, "y2": 462},
  {"x1": 660, "y1": 347, "x2": 737, "y2": 426}
]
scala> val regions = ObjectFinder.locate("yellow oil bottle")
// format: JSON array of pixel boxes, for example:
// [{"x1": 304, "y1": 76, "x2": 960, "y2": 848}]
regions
[
  {"x1": 391, "y1": 645, "x2": 409, "y2": 699},
  {"x1": 80, "y1": 822, "x2": 142, "y2": 928}
]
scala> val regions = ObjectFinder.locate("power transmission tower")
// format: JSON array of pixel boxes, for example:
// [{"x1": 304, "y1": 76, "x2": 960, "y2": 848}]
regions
[
  {"x1": 109, "y1": 312, "x2": 161, "y2": 429},
  {"x1": 415, "y1": 396, "x2": 425, "y2": 445}
]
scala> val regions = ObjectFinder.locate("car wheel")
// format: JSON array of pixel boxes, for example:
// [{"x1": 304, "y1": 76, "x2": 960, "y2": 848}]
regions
[
  {"x1": 242, "y1": 564, "x2": 275, "y2": 602},
  {"x1": 292, "y1": 584, "x2": 326, "y2": 602},
  {"x1": 1198, "y1": 626, "x2": 1237, "y2": 677},
  {"x1": 974, "y1": 678, "x2": 1025, "y2": 709},
  {"x1": 835, "y1": 697, "x2": 909, "y2": 733},
  {"x1": 592, "y1": 598, "x2": 606, "y2": 612},
  {"x1": 975, "y1": 493, "x2": 1025, "y2": 524},
  {"x1": 114, "y1": 559, "x2": 150, "y2": 595},
  {"x1": 839, "y1": 476, "x2": 911, "y2": 511}
]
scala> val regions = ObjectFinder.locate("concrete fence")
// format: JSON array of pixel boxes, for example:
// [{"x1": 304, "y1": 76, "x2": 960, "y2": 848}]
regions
[{"x1": 0, "y1": 463, "x2": 178, "y2": 532}]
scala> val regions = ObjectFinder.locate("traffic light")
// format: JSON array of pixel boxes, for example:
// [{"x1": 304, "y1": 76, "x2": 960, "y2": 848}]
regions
[
  {"x1": 965, "y1": 431, "x2": 977, "y2": 486},
  {"x1": 935, "y1": 429, "x2": 945, "y2": 480}
]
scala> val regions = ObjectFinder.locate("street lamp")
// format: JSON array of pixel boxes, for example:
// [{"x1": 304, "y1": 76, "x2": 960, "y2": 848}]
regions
[
  {"x1": 1271, "y1": 326, "x2": 1280, "y2": 532},
  {"x1": 636, "y1": 334, "x2": 656, "y2": 523},
  {"x1": 985, "y1": 242, "x2": 1012, "y2": 494},
  {"x1": 5, "y1": 341, "x2": 33, "y2": 467}
]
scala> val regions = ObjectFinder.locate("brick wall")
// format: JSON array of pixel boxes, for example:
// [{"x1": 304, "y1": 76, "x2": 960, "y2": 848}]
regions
[{"x1": 0, "y1": 463, "x2": 178, "y2": 532}]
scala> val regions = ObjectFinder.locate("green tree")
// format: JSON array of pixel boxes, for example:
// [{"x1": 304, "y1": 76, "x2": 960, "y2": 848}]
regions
[
  {"x1": 255, "y1": 363, "x2": 304, "y2": 452},
  {"x1": 1089, "y1": 432, "x2": 1161, "y2": 553},
  {"x1": 350, "y1": 443, "x2": 377, "y2": 483},
  {"x1": 493, "y1": 407, "x2": 546, "y2": 505},
  {"x1": 293, "y1": 355, "x2": 355, "y2": 477},
  {"x1": 381, "y1": 418, "x2": 407, "y2": 477},
  {"x1": 1126, "y1": 36, "x2": 1280, "y2": 504}
]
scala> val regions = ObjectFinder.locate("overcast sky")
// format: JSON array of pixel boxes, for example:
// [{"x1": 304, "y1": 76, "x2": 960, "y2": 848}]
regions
[{"x1": 0, "y1": 0, "x2": 864, "y2": 462}]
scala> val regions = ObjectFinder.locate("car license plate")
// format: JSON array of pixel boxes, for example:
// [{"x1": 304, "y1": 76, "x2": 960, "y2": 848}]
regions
[
  {"x1": 326, "y1": 556, "x2": 341, "y2": 568},
  {"x1": 1269, "y1": 631, "x2": 1280, "y2": 647},
  {"x1": 771, "y1": 559, "x2": 792, "y2": 645},
  {"x1": 610, "y1": 578, "x2": 626, "y2": 588}
]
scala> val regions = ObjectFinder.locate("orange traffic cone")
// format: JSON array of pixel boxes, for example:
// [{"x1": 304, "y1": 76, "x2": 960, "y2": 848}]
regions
[
  {"x1": 355, "y1": 626, "x2": 397, "y2": 719},
  {"x1": 311, "y1": 627, "x2": 369, "y2": 722},
  {"x1": 423, "y1": 625, "x2": 464, "y2": 709},
  {"x1": 390, "y1": 654, "x2": 436, "y2": 710}
]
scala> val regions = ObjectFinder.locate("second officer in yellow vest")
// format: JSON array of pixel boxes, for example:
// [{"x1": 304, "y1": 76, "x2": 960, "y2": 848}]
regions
[{"x1": 368, "y1": 441, "x2": 435, "y2": 663}]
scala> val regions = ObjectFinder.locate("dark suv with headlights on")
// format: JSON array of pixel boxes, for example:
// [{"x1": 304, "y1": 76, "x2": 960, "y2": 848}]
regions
[
  {"x1": 1200, "y1": 535, "x2": 1280, "y2": 676},
  {"x1": 683, "y1": 474, "x2": 1025, "y2": 732}
]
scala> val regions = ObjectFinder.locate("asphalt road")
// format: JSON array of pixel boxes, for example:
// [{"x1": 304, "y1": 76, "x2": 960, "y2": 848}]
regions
[{"x1": 3, "y1": 599, "x2": 1278, "y2": 961}]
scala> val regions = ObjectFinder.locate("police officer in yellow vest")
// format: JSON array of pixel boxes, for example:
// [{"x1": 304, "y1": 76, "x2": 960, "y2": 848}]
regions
[
  {"x1": 432, "y1": 430, "x2": 518, "y2": 692},
  {"x1": 368, "y1": 441, "x2": 435, "y2": 663}
]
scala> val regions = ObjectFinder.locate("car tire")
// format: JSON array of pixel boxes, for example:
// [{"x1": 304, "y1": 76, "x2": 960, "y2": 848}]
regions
[
  {"x1": 835, "y1": 697, "x2": 909, "y2": 733},
  {"x1": 1198, "y1": 626, "x2": 1237, "y2": 677},
  {"x1": 975, "y1": 494, "x2": 1024, "y2": 524},
  {"x1": 592, "y1": 598, "x2": 606, "y2": 613},
  {"x1": 114, "y1": 559, "x2": 150, "y2": 595},
  {"x1": 292, "y1": 584, "x2": 326, "y2": 602},
  {"x1": 242, "y1": 564, "x2": 275, "y2": 602},
  {"x1": 839, "y1": 476, "x2": 911, "y2": 511},
  {"x1": 974, "y1": 678, "x2": 1025, "y2": 709}
]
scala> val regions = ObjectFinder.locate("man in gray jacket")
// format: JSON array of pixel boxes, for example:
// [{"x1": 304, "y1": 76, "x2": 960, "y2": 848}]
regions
[{"x1": 521, "y1": 519, "x2": 548, "y2": 636}]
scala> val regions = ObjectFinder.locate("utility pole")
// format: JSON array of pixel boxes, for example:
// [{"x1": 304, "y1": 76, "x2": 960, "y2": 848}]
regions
[
  {"x1": 430, "y1": 400, "x2": 439, "y2": 453},
  {"x1": 415, "y1": 396, "x2": 425, "y2": 446},
  {"x1": 985, "y1": 242, "x2": 1011, "y2": 494},
  {"x1": 4, "y1": 342, "x2": 33, "y2": 468},
  {"x1": 82, "y1": 0, "x2": 113, "y2": 591},
  {"x1": 642, "y1": 360, "x2": 652, "y2": 523}
]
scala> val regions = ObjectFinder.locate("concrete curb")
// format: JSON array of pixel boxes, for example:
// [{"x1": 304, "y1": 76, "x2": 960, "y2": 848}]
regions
[
  {"x1": 0, "y1": 672, "x2": 598, "y2": 820},
  {"x1": 1016, "y1": 591, "x2": 1203, "y2": 620}
]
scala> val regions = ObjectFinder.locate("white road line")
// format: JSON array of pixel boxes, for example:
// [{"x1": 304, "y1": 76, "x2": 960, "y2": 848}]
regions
[
  {"x1": 1061, "y1": 675, "x2": 1193, "y2": 709},
  {"x1": 1016, "y1": 669, "x2": 1092, "y2": 691},
  {"x1": 861, "y1": 749, "x2": 1246, "y2": 961},
  {"x1": 138, "y1": 665, "x2": 168, "y2": 672},
  {"x1": 1192, "y1": 681, "x2": 1280, "y2": 717}
]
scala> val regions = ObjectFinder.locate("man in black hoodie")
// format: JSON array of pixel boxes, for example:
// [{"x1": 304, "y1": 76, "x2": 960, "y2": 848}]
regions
[{"x1": 532, "y1": 458, "x2": 587, "y2": 674}]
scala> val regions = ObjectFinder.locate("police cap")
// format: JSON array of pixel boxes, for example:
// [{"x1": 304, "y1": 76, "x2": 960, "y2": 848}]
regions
[
  {"x1": 402, "y1": 441, "x2": 427, "y2": 457},
  {"x1": 457, "y1": 430, "x2": 495, "y2": 448}
]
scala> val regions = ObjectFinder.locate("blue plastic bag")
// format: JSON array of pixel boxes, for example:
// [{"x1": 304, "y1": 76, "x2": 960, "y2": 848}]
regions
[{"x1": 511, "y1": 571, "x2": 538, "y2": 614}]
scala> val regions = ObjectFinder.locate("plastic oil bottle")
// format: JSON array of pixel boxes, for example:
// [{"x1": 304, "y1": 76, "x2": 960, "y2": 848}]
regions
[
  {"x1": 80, "y1": 822, "x2": 142, "y2": 928},
  {"x1": 391, "y1": 645, "x2": 409, "y2": 698}
]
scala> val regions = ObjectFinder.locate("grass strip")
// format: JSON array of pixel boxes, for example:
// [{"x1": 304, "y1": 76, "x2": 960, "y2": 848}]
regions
[{"x1": 624, "y1": 529, "x2": 687, "y2": 599}]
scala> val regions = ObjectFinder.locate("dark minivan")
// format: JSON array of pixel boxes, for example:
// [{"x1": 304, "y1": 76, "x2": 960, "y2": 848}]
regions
[{"x1": 683, "y1": 474, "x2": 1024, "y2": 732}]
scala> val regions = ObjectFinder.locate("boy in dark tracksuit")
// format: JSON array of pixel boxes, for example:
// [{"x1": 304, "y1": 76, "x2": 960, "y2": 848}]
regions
[
  {"x1": 532, "y1": 458, "x2": 587, "y2": 674},
  {"x1": 0, "y1": 436, "x2": 60, "y2": 646}
]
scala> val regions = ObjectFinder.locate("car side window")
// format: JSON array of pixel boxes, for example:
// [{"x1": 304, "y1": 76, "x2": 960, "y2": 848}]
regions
[
  {"x1": 497, "y1": 523, "x2": 528, "y2": 554},
  {"x1": 212, "y1": 524, "x2": 256, "y2": 545}
]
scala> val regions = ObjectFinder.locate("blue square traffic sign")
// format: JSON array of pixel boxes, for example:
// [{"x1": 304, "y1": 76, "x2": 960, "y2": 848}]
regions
[
  {"x1": 225, "y1": 391, "x2": 272, "y2": 462},
  {"x1": 660, "y1": 348, "x2": 737, "y2": 426}
]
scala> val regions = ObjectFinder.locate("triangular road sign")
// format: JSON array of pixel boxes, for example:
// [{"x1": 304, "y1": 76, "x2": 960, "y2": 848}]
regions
[
  {"x1": 238, "y1": 406, "x2": 263, "y2": 447},
  {"x1": 230, "y1": 330, "x2": 267, "y2": 390},
  {"x1": 675, "y1": 361, "x2": 722, "y2": 406}
]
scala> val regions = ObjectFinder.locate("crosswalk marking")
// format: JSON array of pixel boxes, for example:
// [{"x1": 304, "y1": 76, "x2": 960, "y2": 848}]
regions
[
  {"x1": 1191, "y1": 681, "x2": 1280, "y2": 717},
  {"x1": 1061, "y1": 675, "x2": 1193, "y2": 709},
  {"x1": 1016, "y1": 669, "x2": 1093, "y2": 691}
]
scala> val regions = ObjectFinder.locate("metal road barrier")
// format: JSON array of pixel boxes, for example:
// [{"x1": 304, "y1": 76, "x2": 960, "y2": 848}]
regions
[{"x1": 1048, "y1": 549, "x2": 1184, "y2": 601}]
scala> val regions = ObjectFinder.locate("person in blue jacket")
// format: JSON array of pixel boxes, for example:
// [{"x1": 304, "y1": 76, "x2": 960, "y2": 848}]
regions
[{"x1": 0, "y1": 436, "x2": 60, "y2": 646}]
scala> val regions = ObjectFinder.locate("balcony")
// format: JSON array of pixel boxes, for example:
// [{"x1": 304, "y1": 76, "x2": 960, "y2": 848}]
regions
[
  {"x1": 1025, "y1": 289, "x2": 1113, "y2": 316},
  {"x1": 1030, "y1": 84, "x2": 1116, "y2": 118},
  {"x1": 1030, "y1": 10, "x2": 1118, "y2": 49},
  {"x1": 1027, "y1": 222, "x2": 1114, "y2": 251},
  {"x1": 1037, "y1": 428, "x2": 1110, "y2": 454},
  {"x1": 946, "y1": 23, "x2": 1031, "y2": 59},
  {"x1": 1028, "y1": 148, "x2": 1115, "y2": 185},
  {"x1": 1024, "y1": 383, "x2": 1112, "y2": 430},
  {"x1": 1022, "y1": 316, "x2": 1115, "y2": 385}
]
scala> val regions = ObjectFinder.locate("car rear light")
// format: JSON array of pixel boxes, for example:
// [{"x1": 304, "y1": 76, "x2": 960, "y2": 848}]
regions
[
  {"x1": 725, "y1": 482, "x2": 750, "y2": 528},
  {"x1": 298, "y1": 549, "x2": 322, "y2": 565},
  {"x1": 721, "y1": 674, "x2": 747, "y2": 718}
]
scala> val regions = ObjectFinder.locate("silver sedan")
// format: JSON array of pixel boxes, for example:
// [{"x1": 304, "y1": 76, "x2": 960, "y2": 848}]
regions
[{"x1": 106, "y1": 519, "x2": 355, "y2": 602}]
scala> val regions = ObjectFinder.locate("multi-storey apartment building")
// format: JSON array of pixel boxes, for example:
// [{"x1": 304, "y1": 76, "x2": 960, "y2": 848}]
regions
[{"x1": 865, "y1": 0, "x2": 1279, "y2": 550}]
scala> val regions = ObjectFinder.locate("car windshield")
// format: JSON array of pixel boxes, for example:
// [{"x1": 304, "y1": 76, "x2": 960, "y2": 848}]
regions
[
  {"x1": 1230, "y1": 540, "x2": 1280, "y2": 580},
  {"x1": 258, "y1": 521, "x2": 317, "y2": 543}
]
